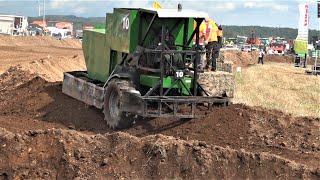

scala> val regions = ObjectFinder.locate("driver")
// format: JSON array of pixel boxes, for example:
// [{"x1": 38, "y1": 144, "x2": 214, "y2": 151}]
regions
[
  {"x1": 164, "y1": 33, "x2": 183, "y2": 69},
  {"x1": 150, "y1": 30, "x2": 183, "y2": 70}
]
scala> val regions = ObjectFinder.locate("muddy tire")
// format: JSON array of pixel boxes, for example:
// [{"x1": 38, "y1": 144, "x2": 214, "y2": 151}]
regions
[{"x1": 103, "y1": 79, "x2": 134, "y2": 129}]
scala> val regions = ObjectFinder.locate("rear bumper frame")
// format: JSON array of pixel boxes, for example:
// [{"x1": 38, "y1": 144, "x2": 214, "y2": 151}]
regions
[{"x1": 62, "y1": 71, "x2": 230, "y2": 118}]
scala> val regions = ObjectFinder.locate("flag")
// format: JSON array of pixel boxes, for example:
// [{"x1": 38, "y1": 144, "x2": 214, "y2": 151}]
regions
[
  {"x1": 153, "y1": 0, "x2": 162, "y2": 9},
  {"x1": 294, "y1": 2, "x2": 309, "y2": 56}
]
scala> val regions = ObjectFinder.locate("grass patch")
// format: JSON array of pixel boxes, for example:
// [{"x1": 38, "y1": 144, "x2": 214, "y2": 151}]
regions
[{"x1": 234, "y1": 62, "x2": 320, "y2": 117}]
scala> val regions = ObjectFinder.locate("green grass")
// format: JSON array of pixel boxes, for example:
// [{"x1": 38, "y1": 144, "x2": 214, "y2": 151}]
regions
[{"x1": 234, "y1": 62, "x2": 320, "y2": 118}]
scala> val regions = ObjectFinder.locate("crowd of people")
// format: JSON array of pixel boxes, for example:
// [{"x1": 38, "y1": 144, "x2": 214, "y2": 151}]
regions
[{"x1": 194, "y1": 17, "x2": 268, "y2": 68}]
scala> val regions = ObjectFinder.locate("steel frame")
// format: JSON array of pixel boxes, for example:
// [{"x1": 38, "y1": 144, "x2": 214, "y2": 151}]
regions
[{"x1": 134, "y1": 11, "x2": 229, "y2": 118}]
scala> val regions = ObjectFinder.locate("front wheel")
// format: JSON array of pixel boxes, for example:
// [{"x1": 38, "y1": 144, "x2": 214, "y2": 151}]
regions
[{"x1": 103, "y1": 79, "x2": 134, "y2": 129}]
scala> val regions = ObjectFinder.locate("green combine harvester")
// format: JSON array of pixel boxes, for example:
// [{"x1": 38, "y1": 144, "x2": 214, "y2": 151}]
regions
[{"x1": 62, "y1": 7, "x2": 230, "y2": 129}]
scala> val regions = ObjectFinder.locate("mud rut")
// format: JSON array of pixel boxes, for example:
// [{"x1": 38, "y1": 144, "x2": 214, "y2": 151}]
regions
[{"x1": 0, "y1": 37, "x2": 319, "y2": 179}]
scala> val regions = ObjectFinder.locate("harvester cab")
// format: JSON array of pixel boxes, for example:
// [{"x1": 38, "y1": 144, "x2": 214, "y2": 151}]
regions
[{"x1": 62, "y1": 8, "x2": 230, "y2": 129}]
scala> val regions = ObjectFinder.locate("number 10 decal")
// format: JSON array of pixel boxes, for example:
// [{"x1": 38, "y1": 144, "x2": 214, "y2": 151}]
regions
[
  {"x1": 123, "y1": 16, "x2": 130, "y2": 30},
  {"x1": 175, "y1": 71, "x2": 184, "y2": 79}
]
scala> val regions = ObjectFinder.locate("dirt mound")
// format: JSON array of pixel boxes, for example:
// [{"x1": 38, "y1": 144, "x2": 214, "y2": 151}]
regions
[
  {"x1": 0, "y1": 36, "x2": 84, "y2": 75},
  {"x1": 265, "y1": 54, "x2": 293, "y2": 63},
  {"x1": 223, "y1": 51, "x2": 295, "y2": 67},
  {"x1": 0, "y1": 72, "x2": 104, "y2": 133},
  {"x1": 128, "y1": 105, "x2": 320, "y2": 167},
  {"x1": 0, "y1": 128, "x2": 319, "y2": 179},
  {"x1": 224, "y1": 51, "x2": 258, "y2": 67},
  {"x1": 0, "y1": 66, "x2": 35, "y2": 90},
  {"x1": 0, "y1": 36, "x2": 81, "y2": 48},
  {"x1": 0, "y1": 74, "x2": 319, "y2": 175},
  {"x1": 0, "y1": 39, "x2": 319, "y2": 178},
  {"x1": 22, "y1": 54, "x2": 86, "y2": 81},
  {"x1": 0, "y1": 53, "x2": 85, "y2": 82}
]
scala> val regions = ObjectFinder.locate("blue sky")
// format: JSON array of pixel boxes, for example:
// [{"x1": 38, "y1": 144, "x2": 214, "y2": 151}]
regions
[{"x1": 0, "y1": 0, "x2": 319, "y2": 29}]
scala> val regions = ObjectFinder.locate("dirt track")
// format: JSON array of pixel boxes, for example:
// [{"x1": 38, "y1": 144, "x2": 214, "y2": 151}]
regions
[
  {"x1": 0, "y1": 37, "x2": 319, "y2": 179},
  {"x1": 0, "y1": 36, "x2": 84, "y2": 77},
  {"x1": 223, "y1": 51, "x2": 317, "y2": 68},
  {"x1": 223, "y1": 51, "x2": 295, "y2": 67}
]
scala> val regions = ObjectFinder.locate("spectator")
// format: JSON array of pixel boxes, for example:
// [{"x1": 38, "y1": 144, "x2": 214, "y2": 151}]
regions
[
  {"x1": 258, "y1": 49, "x2": 264, "y2": 65},
  {"x1": 216, "y1": 24, "x2": 223, "y2": 63},
  {"x1": 193, "y1": 20, "x2": 206, "y2": 71},
  {"x1": 203, "y1": 17, "x2": 218, "y2": 71}
]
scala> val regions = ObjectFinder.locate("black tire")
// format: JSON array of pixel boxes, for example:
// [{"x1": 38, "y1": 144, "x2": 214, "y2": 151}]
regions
[{"x1": 103, "y1": 79, "x2": 134, "y2": 129}]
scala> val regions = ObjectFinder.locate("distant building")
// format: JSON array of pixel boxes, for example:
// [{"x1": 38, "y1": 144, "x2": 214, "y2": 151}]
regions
[
  {"x1": 30, "y1": 20, "x2": 47, "y2": 28},
  {"x1": 0, "y1": 14, "x2": 28, "y2": 35}
]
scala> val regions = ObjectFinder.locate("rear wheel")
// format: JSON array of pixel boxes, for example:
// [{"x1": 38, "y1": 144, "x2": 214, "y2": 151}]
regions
[{"x1": 103, "y1": 79, "x2": 134, "y2": 129}]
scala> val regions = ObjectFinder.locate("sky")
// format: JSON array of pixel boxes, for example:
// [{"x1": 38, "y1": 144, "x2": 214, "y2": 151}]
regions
[{"x1": 0, "y1": 0, "x2": 320, "y2": 29}]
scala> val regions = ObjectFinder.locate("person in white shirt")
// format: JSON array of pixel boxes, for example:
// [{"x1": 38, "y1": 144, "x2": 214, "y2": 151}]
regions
[{"x1": 258, "y1": 49, "x2": 265, "y2": 65}]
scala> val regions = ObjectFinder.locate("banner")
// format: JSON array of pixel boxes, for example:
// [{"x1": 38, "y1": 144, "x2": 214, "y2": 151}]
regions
[
  {"x1": 153, "y1": 0, "x2": 162, "y2": 9},
  {"x1": 294, "y1": 2, "x2": 309, "y2": 56}
]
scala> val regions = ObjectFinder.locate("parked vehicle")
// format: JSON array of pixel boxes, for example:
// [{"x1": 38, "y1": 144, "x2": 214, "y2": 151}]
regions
[
  {"x1": 241, "y1": 45, "x2": 252, "y2": 52},
  {"x1": 224, "y1": 45, "x2": 239, "y2": 51},
  {"x1": 50, "y1": 28, "x2": 72, "y2": 40},
  {"x1": 75, "y1": 30, "x2": 83, "y2": 39},
  {"x1": 55, "y1": 22, "x2": 73, "y2": 37},
  {"x1": 270, "y1": 42, "x2": 285, "y2": 54},
  {"x1": 29, "y1": 27, "x2": 42, "y2": 36}
]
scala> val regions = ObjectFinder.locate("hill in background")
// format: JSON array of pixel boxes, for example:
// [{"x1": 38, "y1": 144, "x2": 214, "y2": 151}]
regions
[
  {"x1": 29, "y1": 15, "x2": 319, "y2": 40},
  {"x1": 224, "y1": 25, "x2": 320, "y2": 40}
]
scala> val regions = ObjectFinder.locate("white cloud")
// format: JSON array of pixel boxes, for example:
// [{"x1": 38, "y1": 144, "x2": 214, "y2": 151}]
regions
[
  {"x1": 49, "y1": 0, "x2": 66, "y2": 9},
  {"x1": 243, "y1": 1, "x2": 288, "y2": 12},
  {"x1": 118, "y1": 0, "x2": 146, "y2": 7},
  {"x1": 243, "y1": 2, "x2": 255, "y2": 8},
  {"x1": 49, "y1": 0, "x2": 92, "y2": 14},
  {"x1": 217, "y1": 2, "x2": 236, "y2": 11},
  {"x1": 272, "y1": 4, "x2": 289, "y2": 12},
  {"x1": 74, "y1": 6, "x2": 88, "y2": 14},
  {"x1": 176, "y1": 1, "x2": 237, "y2": 13},
  {"x1": 296, "y1": 0, "x2": 317, "y2": 3}
]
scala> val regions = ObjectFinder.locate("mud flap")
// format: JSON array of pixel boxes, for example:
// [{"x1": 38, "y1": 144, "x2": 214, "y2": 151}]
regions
[
  {"x1": 62, "y1": 72, "x2": 104, "y2": 109},
  {"x1": 121, "y1": 90, "x2": 143, "y2": 114}
]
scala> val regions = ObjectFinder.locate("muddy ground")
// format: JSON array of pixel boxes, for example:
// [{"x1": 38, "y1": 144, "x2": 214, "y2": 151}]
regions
[{"x1": 0, "y1": 37, "x2": 319, "y2": 179}]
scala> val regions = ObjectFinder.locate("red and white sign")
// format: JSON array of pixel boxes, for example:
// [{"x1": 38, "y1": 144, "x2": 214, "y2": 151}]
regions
[
  {"x1": 304, "y1": 4, "x2": 309, "y2": 26},
  {"x1": 297, "y1": 3, "x2": 309, "y2": 41}
]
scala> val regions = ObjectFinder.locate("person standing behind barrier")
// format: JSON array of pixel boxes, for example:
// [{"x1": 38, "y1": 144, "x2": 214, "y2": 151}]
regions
[
  {"x1": 204, "y1": 17, "x2": 218, "y2": 71},
  {"x1": 258, "y1": 49, "x2": 264, "y2": 65},
  {"x1": 216, "y1": 24, "x2": 223, "y2": 63},
  {"x1": 193, "y1": 20, "x2": 206, "y2": 71}
]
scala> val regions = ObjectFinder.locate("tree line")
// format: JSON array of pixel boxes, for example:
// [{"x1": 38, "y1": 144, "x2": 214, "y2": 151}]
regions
[{"x1": 223, "y1": 25, "x2": 320, "y2": 41}]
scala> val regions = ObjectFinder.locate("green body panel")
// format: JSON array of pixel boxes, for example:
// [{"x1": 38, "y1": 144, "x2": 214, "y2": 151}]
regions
[
  {"x1": 83, "y1": 30, "x2": 110, "y2": 82},
  {"x1": 106, "y1": 9, "x2": 132, "y2": 53},
  {"x1": 134, "y1": 15, "x2": 194, "y2": 51},
  {"x1": 83, "y1": 8, "x2": 195, "y2": 83},
  {"x1": 129, "y1": 10, "x2": 139, "y2": 53},
  {"x1": 140, "y1": 75, "x2": 193, "y2": 95}
]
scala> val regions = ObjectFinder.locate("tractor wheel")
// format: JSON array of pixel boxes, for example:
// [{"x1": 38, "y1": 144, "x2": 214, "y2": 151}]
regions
[{"x1": 103, "y1": 79, "x2": 134, "y2": 129}]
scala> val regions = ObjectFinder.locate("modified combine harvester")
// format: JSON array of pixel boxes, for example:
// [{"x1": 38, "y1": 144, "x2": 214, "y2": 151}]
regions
[{"x1": 62, "y1": 8, "x2": 231, "y2": 129}]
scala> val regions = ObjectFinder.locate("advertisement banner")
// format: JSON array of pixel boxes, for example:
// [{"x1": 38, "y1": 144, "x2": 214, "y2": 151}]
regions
[{"x1": 294, "y1": 3, "x2": 309, "y2": 55}]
